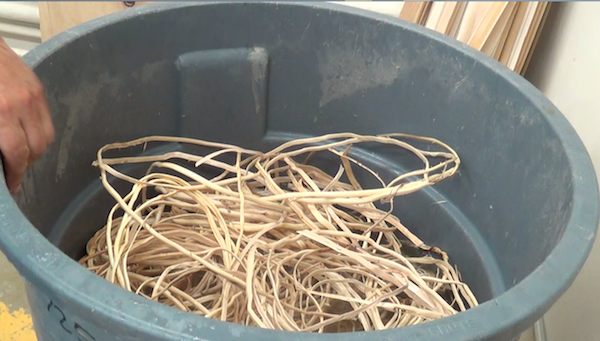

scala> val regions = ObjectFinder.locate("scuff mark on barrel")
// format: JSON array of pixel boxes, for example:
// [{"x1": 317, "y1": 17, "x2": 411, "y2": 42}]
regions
[
  {"x1": 55, "y1": 73, "x2": 120, "y2": 181},
  {"x1": 247, "y1": 47, "x2": 269, "y2": 116},
  {"x1": 140, "y1": 60, "x2": 167, "y2": 84},
  {"x1": 317, "y1": 44, "x2": 404, "y2": 107},
  {"x1": 55, "y1": 108, "x2": 78, "y2": 182}
]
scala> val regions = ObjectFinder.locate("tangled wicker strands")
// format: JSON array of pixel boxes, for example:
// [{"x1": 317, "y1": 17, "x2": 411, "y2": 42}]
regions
[{"x1": 79, "y1": 133, "x2": 478, "y2": 333}]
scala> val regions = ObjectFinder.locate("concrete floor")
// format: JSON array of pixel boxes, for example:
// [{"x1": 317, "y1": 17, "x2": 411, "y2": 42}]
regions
[{"x1": 0, "y1": 250, "x2": 536, "y2": 341}]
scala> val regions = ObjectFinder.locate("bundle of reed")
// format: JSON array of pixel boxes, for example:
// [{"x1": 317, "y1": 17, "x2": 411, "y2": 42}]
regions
[{"x1": 80, "y1": 133, "x2": 478, "y2": 332}]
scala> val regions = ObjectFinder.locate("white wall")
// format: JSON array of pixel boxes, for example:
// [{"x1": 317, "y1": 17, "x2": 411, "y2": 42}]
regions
[
  {"x1": 525, "y1": 2, "x2": 600, "y2": 340},
  {"x1": 0, "y1": 1, "x2": 41, "y2": 56}
]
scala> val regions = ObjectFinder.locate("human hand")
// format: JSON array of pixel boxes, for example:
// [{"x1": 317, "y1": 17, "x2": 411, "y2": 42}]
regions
[{"x1": 0, "y1": 38, "x2": 54, "y2": 194}]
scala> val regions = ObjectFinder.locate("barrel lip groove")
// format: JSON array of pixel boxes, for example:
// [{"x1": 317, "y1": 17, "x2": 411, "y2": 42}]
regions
[{"x1": 3, "y1": 2, "x2": 598, "y2": 340}]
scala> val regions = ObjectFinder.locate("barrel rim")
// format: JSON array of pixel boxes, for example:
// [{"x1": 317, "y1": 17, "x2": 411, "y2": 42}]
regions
[{"x1": 1, "y1": 2, "x2": 597, "y2": 340}]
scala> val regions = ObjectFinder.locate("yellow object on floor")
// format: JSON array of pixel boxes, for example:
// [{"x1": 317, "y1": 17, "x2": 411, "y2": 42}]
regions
[{"x1": 0, "y1": 302, "x2": 36, "y2": 341}]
